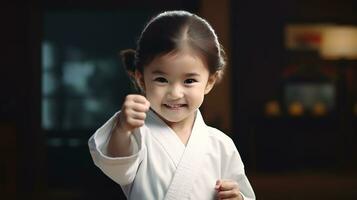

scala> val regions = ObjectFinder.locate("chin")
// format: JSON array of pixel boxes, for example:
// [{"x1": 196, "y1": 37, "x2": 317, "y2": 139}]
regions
[
  {"x1": 160, "y1": 114, "x2": 186, "y2": 123},
  {"x1": 151, "y1": 106, "x2": 196, "y2": 123},
  {"x1": 159, "y1": 111, "x2": 193, "y2": 124}
]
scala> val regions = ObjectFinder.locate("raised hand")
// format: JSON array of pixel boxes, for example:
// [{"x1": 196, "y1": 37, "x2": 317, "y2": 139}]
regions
[
  {"x1": 107, "y1": 94, "x2": 150, "y2": 157},
  {"x1": 117, "y1": 94, "x2": 151, "y2": 133}
]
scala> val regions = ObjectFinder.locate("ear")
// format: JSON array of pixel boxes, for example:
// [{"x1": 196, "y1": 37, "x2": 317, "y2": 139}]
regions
[
  {"x1": 204, "y1": 73, "x2": 218, "y2": 95},
  {"x1": 135, "y1": 70, "x2": 146, "y2": 92}
]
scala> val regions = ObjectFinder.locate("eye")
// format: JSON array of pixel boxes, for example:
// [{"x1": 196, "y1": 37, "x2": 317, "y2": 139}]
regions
[
  {"x1": 184, "y1": 79, "x2": 198, "y2": 84},
  {"x1": 154, "y1": 77, "x2": 168, "y2": 83}
]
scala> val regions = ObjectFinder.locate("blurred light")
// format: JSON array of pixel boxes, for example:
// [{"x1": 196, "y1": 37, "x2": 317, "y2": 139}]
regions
[
  {"x1": 288, "y1": 101, "x2": 304, "y2": 117},
  {"x1": 265, "y1": 100, "x2": 281, "y2": 117},
  {"x1": 312, "y1": 102, "x2": 327, "y2": 116},
  {"x1": 320, "y1": 26, "x2": 357, "y2": 60}
]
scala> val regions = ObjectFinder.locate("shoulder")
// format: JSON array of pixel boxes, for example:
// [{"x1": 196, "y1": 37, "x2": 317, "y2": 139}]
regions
[
  {"x1": 205, "y1": 126, "x2": 237, "y2": 152},
  {"x1": 205, "y1": 126, "x2": 244, "y2": 169},
  {"x1": 206, "y1": 126, "x2": 233, "y2": 142}
]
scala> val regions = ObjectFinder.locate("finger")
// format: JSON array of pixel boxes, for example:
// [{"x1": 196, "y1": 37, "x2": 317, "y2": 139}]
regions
[
  {"x1": 127, "y1": 118, "x2": 145, "y2": 128},
  {"x1": 123, "y1": 109, "x2": 146, "y2": 121},
  {"x1": 132, "y1": 103, "x2": 150, "y2": 112},
  {"x1": 122, "y1": 100, "x2": 149, "y2": 114},
  {"x1": 218, "y1": 190, "x2": 239, "y2": 199},
  {"x1": 132, "y1": 112, "x2": 147, "y2": 120},
  {"x1": 219, "y1": 180, "x2": 239, "y2": 191},
  {"x1": 215, "y1": 180, "x2": 222, "y2": 190},
  {"x1": 132, "y1": 95, "x2": 150, "y2": 106},
  {"x1": 142, "y1": 99, "x2": 150, "y2": 110}
]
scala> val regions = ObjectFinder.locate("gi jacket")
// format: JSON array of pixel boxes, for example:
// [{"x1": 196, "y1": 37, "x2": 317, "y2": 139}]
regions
[{"x1": 89, "y1": 109, "x2": 255, "y2": 200}]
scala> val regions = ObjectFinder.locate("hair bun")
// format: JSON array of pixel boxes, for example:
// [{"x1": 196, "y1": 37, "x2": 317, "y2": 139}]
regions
[{"x1": 120, "y1": 49, "x2": 136, "y2": 74}]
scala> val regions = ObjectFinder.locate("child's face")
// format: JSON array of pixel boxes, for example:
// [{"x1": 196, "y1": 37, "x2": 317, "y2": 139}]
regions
[{"x1": 137, "y1": 50, "x2": 216, "y2": 125}]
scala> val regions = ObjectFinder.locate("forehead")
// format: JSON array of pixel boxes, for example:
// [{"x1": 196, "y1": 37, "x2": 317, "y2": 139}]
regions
[{"x1": 145, "y1": 50, "x2": 209, "y2": 74}]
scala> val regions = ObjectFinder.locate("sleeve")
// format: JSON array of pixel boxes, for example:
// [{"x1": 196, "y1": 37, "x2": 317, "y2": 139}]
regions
[
  {"x1": 88, "y1": 112, "x2": 145, "y2": 186},
  {"x1": 222, "y1": 140, "x2": 256, "y2": 200}
]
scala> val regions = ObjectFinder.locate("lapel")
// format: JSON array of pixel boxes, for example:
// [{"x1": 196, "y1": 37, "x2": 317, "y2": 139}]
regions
[
  {"x1": 164, "y1": 109, "x2": 209, "y2": 200},
  {"x1": 146, "y1": 109, "x2": 186, "y2": 167}
]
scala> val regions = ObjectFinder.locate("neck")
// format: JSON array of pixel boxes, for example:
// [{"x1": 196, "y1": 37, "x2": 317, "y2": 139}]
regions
[{"x1": 164, "y1": 112, "x2": 196, "y2": 145}]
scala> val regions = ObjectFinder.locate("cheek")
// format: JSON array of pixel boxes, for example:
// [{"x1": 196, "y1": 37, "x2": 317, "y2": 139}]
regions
[
  {"x1": 188, "y1": 87, "x2": 205, "y2": 101},
  {"x1": 145, "y1": 86, "x2": 163, "y2": 102}
]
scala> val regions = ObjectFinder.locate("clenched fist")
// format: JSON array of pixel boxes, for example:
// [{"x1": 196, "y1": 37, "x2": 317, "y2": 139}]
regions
[
  {"x1": 215, "y1": 180, "x2": 243, "y2": 200},
  {"x1": 117, "y1": 94, "x2": 151, "y2": 133},
  {"x1": 107, "y1": 94, "x2": 150, "y2": 157}
]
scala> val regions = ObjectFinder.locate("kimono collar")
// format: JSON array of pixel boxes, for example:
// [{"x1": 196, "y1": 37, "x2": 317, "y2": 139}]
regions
[{"x1": 145, "y1": 108, "x2": 207, "y2": 167}]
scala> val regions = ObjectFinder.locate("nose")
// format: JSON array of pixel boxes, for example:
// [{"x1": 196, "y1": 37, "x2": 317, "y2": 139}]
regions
[{"x1": 167, "y1": 84, "x2": 184, "y2": 100}]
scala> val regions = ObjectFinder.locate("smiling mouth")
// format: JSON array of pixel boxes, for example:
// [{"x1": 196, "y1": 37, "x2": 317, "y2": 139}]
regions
[{"x1": 163, "y1": 104, "x2": 187, "y2": 109}]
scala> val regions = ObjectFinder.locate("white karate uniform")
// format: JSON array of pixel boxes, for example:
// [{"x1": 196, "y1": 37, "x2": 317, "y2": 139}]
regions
[{"x1": 88, "y1": 109, "x2": 255, "y2": 200}]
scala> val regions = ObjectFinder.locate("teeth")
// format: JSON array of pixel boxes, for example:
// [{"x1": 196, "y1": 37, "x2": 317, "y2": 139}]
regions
[{"x1": 165, "y1": 104, "x2": 184, "y2": 108}]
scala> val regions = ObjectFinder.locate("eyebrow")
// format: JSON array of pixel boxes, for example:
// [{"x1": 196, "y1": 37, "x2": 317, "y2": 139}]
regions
[
  {"x1": 151, "y1": 70, "x2": 167, "y2": 75},
  {"x1": 151, "y1": 70, "x2": 200, "y2": 77},
  {"x1": 185, "y1": 73, "x2": 200, "y2": 77}
]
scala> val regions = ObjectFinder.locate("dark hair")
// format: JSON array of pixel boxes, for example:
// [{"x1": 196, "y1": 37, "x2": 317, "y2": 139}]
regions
[{"x1": 121, "y1": 10, "x2": 226, "y2": 81}]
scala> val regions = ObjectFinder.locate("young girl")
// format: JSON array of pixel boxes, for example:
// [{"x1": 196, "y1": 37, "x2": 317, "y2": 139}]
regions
[{"x1": 88, "y1": 10, "x2": 255, "y2": 200}]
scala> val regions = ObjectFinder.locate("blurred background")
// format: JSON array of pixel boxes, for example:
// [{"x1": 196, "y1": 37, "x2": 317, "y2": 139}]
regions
[{"x1": 1, "y1": 0, "x2": 357, "y2": 199}]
